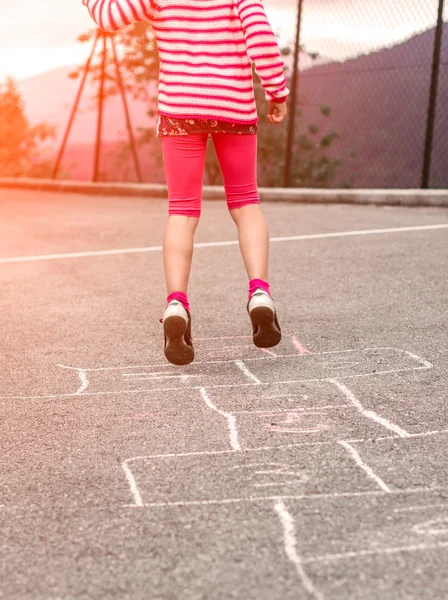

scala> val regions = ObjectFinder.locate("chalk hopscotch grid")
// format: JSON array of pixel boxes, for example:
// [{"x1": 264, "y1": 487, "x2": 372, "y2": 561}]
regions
[
  {"x1": 0, "y1": 346, "x2": 433, "y2": 402},
  {"x1": 5, "y1": 337, "x2": 439, "y2": 598},
  {"x1": 117, "y1": 340, "x2": 439, "y2": 599}
]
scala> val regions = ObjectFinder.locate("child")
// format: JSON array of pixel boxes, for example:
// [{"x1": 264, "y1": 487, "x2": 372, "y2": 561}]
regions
[{"x1": 82, "y1": 0, "x2": 288, "y2": 365}]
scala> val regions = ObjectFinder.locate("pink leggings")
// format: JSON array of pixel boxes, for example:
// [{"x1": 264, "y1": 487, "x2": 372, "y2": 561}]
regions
[{"x1": 162, "y1": 133, "x2": 260, "y2": 217}]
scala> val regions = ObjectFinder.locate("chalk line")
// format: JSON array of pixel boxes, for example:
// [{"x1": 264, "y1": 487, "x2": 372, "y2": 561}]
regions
[
  {"x1": 57, "y1": 364, "x2": 89, "y2": 394},
  {"x1": 290, "y1": 334, "x2": 313, "y2": 355},
  {"x1": 0, "y1": 367, "x2": 432, "y2": 401},
  {"x1": 274, "y1": 499, "x2": 324, "y2": 599},
  {"x1": 267, "y1": 426, "x2": 331, "y2": 434},
  {"x1": 393, "y1": 503, "x2": 448, "y2": 513},
  {"x1": 118, "y1": 428, "x2": 448, "y2": 464},
  {"x1": 2, "y1": 223, "x2": 448, "y2": 264},
  {"x1": 261, "y1": 348, "x2": 278, "y2": 357},
  {"x1": 413, "y1": 517, "x2": 448, "y2": 535},
  {"x1": 338, "y1": 441, "x2": 391, "y2": 493},
  {"x1": 76, "y1": 371, "x2": 89, "y2": 395},
  {"x1": 122, "y1": 371, "x2": 195, "y2": 377},
  {"x1": 234, "y1": 405, "x2": 349, "y2": 413},
  {"x1": 345, "y1": 428, "x2": 448, "y2": 444},
  {"x1": 54, "y1": 346, "x2": 432, "y2": 372},
  {"x1": 123, "y1": 487, "x2": 448, "y2": 509},
  {"x1": 235, "y1": 360, "x2": 262, "y2": 384},
  {"x1": 200, "y1": 387, "x2": 241, "y2": 451},
  {"x1": 330, "y1": 379, "x2": 411, "y2": 437},
  {"x1": 122, "y1": 460, "x2": 144, "y2": 507},
  {"x1": 123, "y1": 441, "x2": 336, "y2": 463},
  {"x1": 120, "y1": 374, "x2": 199, "y2": 382},
  {"x1": 302, "y1": 540, "x2": 448, "y2": 564},
  {"x1": 2, "y1": 347, "x2": 432, "y2": 401}
]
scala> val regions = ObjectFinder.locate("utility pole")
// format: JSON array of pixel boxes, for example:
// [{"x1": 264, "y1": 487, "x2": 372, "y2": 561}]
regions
[
  {"x1": 284, "y1": 0, "x2": 304, "y2": 187},
  {"x1": 421, "y1": 0, "x2": 445, "y2": 188}
]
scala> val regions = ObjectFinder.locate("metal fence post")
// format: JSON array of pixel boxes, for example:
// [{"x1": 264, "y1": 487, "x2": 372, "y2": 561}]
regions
[
  {"x1": 93, "y1": 31, "x2": 108, "y2": 183},
  {"x1": 421, "y1": 0, "x2": 445, "y2": 189},
  {"x1": 284, "y1": 0, "x2": 304, "y2": 187},
  {"x1": 52, "y1": 30, "x2": 101, "y2": 180}
]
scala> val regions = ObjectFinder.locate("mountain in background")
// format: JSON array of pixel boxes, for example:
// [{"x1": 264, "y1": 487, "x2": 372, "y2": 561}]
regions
[
  {"x1": 298, "y1": 23, "x2": 448, "y2": 188},
  {"x1": 18, "y1": 66, "x2": 155, "y2": 145},
  {"x1": 18, "y1": 23, "x2": 448, "y2": 187}
]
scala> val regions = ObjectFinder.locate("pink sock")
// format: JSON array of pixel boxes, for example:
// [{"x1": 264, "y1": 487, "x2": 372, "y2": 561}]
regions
[
  {"x1": 248, "y1": 278, "x2": 270, "y2": 300},
  {"x1": 167, "y1": 291, "x2": 190, "y2": 312}
]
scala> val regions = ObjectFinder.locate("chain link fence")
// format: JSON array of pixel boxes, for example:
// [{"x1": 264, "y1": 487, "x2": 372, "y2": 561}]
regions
[{"x1": 264, "y1": 0, "x2": 447, "y2": 189}]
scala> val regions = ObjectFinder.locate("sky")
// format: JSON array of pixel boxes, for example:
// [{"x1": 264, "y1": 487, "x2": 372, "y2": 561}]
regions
[{"x1": 0, "y1": 0, "x2": 446, "y2": 82}]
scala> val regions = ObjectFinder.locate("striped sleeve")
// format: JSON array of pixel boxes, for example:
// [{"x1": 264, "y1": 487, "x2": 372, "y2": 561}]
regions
[
  {"x1": 236, "y1": 0, "x2": 289, "y2": 103},
  {"x1": 82, "y1": 0, "x2": 154, "y2": 32}
]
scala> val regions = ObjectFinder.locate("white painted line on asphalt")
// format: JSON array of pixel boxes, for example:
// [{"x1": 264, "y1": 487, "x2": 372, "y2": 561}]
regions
[
  {"x1": 338, "y1": 441, "x2": 391, "y2": 493},
  {"x1": 234, "y1": 360, "x2": 262, "y2": 384},
  {"x1": 330, "y1": 379, "x2": 411, "y2": 438},
  {"x1": 200, "y1": 387, "x2": 241, "y2": 451},
  {"x1": 268, "y1": 224, "x2": 448, "y2": 243},
  {"x1": 2, "y1": 223, "x2": 447, "y2": 264},
  {"x1": 0, "y1": 245, "x2": 162, "y2": 264},
  {"x1": 274, "y1": 499, "x2": 324, "y2": 600}
]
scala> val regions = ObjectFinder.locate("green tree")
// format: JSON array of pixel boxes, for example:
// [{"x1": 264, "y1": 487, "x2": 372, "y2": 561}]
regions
[
  {"x1": 71, "y1": 26, "x2": 162, "y2": 182},
  {"x1": 71, "y1": 26, "x2": 159, "y2": 109},
  {"x1": 72, "y1": 27, "x2": 356, "y2": 187},
  {"x1": 255, "y1": 47, "x2": 357, "y2": 188},
  {"x1": 0, "y1": 78, "x2": 55, "y2": 177}
]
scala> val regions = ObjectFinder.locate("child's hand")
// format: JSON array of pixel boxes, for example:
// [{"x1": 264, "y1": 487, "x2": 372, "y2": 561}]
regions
[{"x1": 267, "y1": 100, "x2": 287, "y2": 124}]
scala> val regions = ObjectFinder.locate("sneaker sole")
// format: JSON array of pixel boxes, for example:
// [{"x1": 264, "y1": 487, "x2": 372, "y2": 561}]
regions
[
  {"x1": 163, "y1": 315, "x2": 194, "y2": 366},
  {"x1": 249, "y1": 306, "x2": 282, "y2": 348}
]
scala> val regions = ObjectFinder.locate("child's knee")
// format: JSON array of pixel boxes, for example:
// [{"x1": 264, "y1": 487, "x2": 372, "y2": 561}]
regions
[
  {"x1": 225, "y1": 182, "x2": 260, "y2": 212},
  {"x1": 226, "y1": 195, "x2": 260, "y2": 212},
  {"x1": 169, "y1": 197, "x2": 201, "y2": 218}
]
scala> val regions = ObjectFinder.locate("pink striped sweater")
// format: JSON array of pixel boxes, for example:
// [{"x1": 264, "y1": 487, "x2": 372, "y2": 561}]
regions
[{"x1": 82, "y1": 0, "x2": 289, "y2": 124}]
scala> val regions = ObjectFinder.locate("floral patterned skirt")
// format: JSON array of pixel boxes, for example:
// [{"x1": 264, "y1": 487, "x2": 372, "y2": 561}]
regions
[{"x1": 157, "y1": 115, "x2": 258, "y2": 137}]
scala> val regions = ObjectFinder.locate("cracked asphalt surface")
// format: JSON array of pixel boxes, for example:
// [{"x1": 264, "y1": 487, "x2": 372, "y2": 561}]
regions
[{"x1": 1, "y1": 188, "x2": 448, "y2": 599}]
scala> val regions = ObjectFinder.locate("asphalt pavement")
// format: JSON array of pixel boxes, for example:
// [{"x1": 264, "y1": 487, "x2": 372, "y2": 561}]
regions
[{"x1": 1, "y1": 188, "x2": 448, "y2": 599}]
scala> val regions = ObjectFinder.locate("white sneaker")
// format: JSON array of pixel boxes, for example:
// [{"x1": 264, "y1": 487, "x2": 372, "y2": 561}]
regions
[
  {"x1": 247, "y1": 289, "x2": 282, "y2": 348},
  {"x1": 162, "y1": 301, "x2": 194, "y2": 365}
]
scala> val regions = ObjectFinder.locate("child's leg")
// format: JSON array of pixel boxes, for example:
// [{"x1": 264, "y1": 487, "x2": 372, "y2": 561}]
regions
[
  {"x1": 212, "y1": 133, "x2": 269, "y2": 282},
  {"x1": 161, "y1": 134, "x2": 208, "y2": 296},
  {"x1": 163, "y1": 216, "x2": 199, "y2": 295}
]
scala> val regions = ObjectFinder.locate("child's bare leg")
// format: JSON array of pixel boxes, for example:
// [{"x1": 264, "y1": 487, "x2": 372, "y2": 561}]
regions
[
  {"x1": 163, "y1": 215, "x2": 199, "y2": 294},
  {"x1": 229, "y1": 204, "x2": 269, "y2": 281}
]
